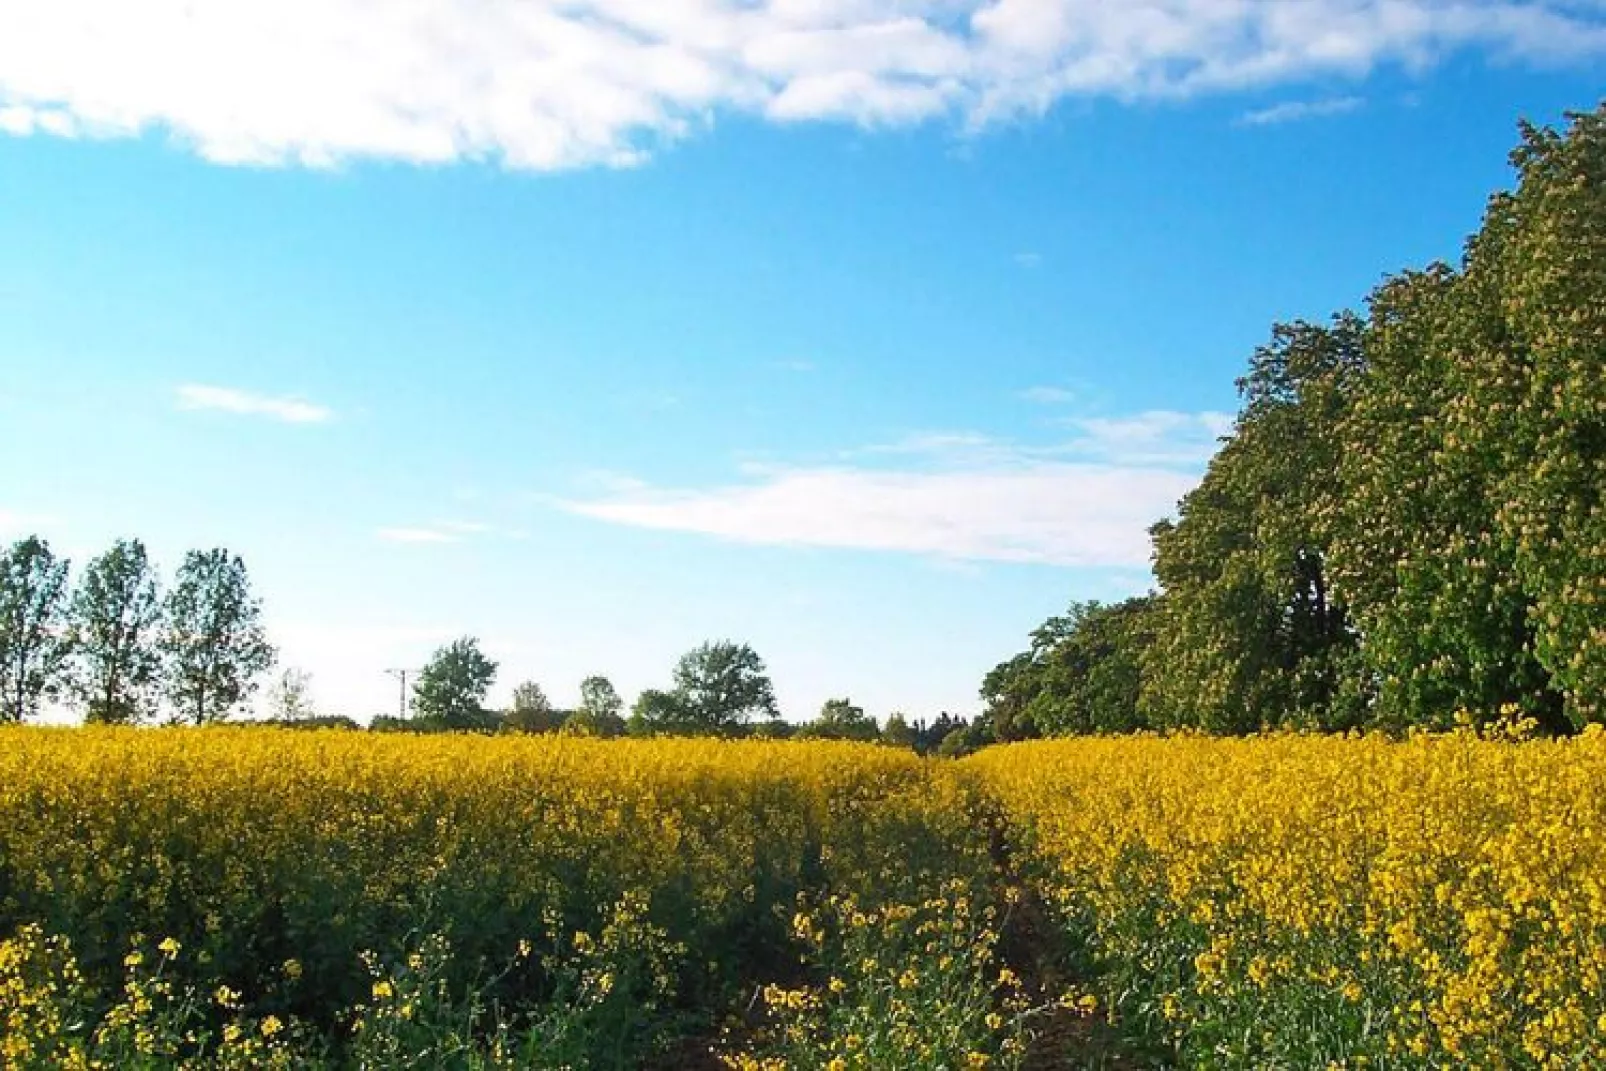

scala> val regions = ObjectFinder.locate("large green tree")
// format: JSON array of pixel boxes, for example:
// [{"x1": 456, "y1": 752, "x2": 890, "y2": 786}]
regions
[
  {"x1": 0, "y1": 536, "x2": 72, "y2": 722},
  {"x1": 1144, "y1": 319, "x2": 1366, "y2": 733},
  {"x1": 670, "y1": 640, "x2": 779, "y2": 734},
  {"x1": 412, "y1": 637, "x2": 499, "y2": 730},
  {"x1": 1331, "y1": 108, "x2": 1606, "y2": 730},
  {"x1": 161, "y1": 549, "x2": 276, "y2": 724},
  {"x1": 982, "y1": 598, "x2": 1157, "y2": 738},
  {"x1": 69, "y1": 538, "x2": 164, "y2": 724}
]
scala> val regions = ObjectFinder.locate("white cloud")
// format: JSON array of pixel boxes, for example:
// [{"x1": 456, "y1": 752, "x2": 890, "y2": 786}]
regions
[
  {"x1": 377, "y1": 527, "x2": 459, "y2": 544},
  {"x1": 1018, "y1": 385, "x2": 1075, "y2": 403},
  {"x1": 175, "y1": 384, "x2": 333, "y2": 424},
  {"x1": 558, "y1": 412, "x2": 1229, "y2": 566},
  {"x1": 1237, "y1": 95, "x2": 1363, "y2": 126},
  {"x1": 0, "y1": 1, "x2": 1601, "y2": 170},
  {"x1": 1063, "y1": 409, "x2": 1233, "y2": 465},
  {"x1": 1013, "y1": 252, "x2": 1043, "y2": 268}
]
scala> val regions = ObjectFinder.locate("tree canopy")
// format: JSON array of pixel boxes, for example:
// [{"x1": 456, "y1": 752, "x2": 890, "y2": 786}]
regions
[
  {"x1": 413, "y1": 637, "x2": 499, "y2": 730},
  {"x1": 987, "y1": 105, "x2": 1606, "y2": 737}
]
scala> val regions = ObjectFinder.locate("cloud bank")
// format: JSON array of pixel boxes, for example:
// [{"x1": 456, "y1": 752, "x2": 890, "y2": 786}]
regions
[
  {"x1": 1, "y1": 1, "x2": 1601, "y2": 170},
  {"x1": 559, "y1": 411, "x2": 1230, "y2": 566}
]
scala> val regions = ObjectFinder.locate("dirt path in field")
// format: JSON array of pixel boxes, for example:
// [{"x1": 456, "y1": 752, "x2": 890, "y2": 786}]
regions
[{"x1": 989, "y1": 815, "x2": 1161, "y2": 1070}]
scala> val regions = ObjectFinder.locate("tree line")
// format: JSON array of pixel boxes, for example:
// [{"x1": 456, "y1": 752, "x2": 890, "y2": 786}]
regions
[
  {"x1": 0, "y1": 536, "x2": 274, "y2": 724},
  {"x1": 0, "y1": 537, "x2": 974, "y2": 751},
  {"x1": 379, "y1": 634, "x2": 973, "y2": 753},
  {"x1": 978, "y1": 105, "x2": 1605, "y2": 742}
]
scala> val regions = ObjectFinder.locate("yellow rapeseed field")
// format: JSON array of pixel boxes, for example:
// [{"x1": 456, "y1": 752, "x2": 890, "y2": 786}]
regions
[
  {"x1": 6, "y1": 724, "x2": 1606, "y2": 1067},
  {"x1": 967, "y1": 725, "x2": 1606, "y2": 1068},
  {"x1": 0, "y1": 728, "x2": 996, "y2": 1068}
]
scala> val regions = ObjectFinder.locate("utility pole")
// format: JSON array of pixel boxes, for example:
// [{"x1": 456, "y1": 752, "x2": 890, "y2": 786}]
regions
[{"x1": 385, "y1": 668, "x2": 416, "y2": 720}]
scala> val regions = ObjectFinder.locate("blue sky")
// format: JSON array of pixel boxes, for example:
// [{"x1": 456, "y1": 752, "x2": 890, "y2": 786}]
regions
[{"x1": 1, "y1": 0, "x2": 1602, "y2": 722}]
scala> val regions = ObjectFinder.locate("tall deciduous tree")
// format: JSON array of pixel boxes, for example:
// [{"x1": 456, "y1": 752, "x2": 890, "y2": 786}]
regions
[
  {"x1": 0, "y1": 536, "x2": 72, "y2": 722},
  {"x1": 161, "y1": 549, "x2": 275, "y2": 724},
  {"x1": 504, "y1": 680, "x2": 561, "y2": 733},
  {"x1": 70, "y1": 538, "x2": 164, "y2": 724},
  {"x1": 671, "y1": 640, "x2": 778, "y2": 734},
  {"x1": 1144, "y1": 319, "x2": 1366, "y2": 733},
  {"x1": 412, "y1": 637, "x2": 498, "y2": 730},
  {"x1": 1331, "y1": 108, "x2": 1606, "y2": 730},
  {"x1": 565, "y1": 675, "x2": 626, "y2": 736}
]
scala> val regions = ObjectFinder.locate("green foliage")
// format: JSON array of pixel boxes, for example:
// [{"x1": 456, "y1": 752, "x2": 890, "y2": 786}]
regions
[
  {"x1": 730, "y1": 881, "x2": 1031, "y2": 1070},
  {"x1": 1330, "y1": 109, "x2": 1606, "y2": 731},
  {"x1": 630, "y1": 641, "x2": 779, "y2": 738},
  {"x1": 413, "y1": 637, "x2": 499, "y2": 731},
  {"x1": 69, "y1": 538, "x2": 165, "y2": 724},
  {"x1": 982, "y1": 598, "x2": 1157, "y2": 738},
  {"x1": 798, "y1": 697, "x2": 880, "y2": 741},
  {"x1": 627, "y1": 687, "x2": 695, "y2": 736},
  {"x1": 1144, "y1": 318, "x2": 1365, "y2": 734},
  {"x1": 671, "y1": 640, "x2": 779, "y2": 732},
  {"x1": 503, "y1": 681, "x2": 561, "y2": 734},
  {"x1": 562, "y1": 676, "x2": 626, "y2": 736},
  {"x1": 160, "y1": 549, "x2": 276, "y2": 725},
  {"x1": 880, "y1": 713, "x2": 916, "y2": 749},
  {"x1": 1000, "y1": 105, "x2": 1605, "y2": 738},
  {"x1": 0, "y1": 536, "x2": 72, "y2": 722},
  {"x1": 576, "y1": 675, "x2": 624, "y2": 723}
]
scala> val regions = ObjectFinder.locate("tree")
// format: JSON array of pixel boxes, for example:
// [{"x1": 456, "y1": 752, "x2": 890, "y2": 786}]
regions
[
  {"x1": 881, "y1": 713, "x2": 916, "y2": 749},
  {"x1": 911, "y1": 712, "x2": 970, "y2": 756},
  {"x1": 1330, "y1": 108, "x2": 1606, "y2": 730},
  {"x1": 982, "y1": 598, "x2": 1158, "y2": 738},
  {"x1": 0, "y1": 536, "x2": 72, "y2": 722},
  {"x1": 70, "y1": 539, "x2": 164, "y2": 724},
  {"x1": 266, "y1": 667, "x2": 316, "y2": 722},
  {"x1": 799, "y1": 697, "x2": 880, "y2": 741},
  {"x1": 627, "y1": 688, "x2": 696, "y2": 736},
  {"x1": 564, "y1": 675, "x2": 626, "y2": 736},
  {"x1": 578, "y1": 675, "x2": 624, "y2": 722},
  {"x1": 412, "y1": 637, "x2": 498, "y2": 730},
  {"x1": 671, "y1": 640, "x2": 778, "y2": 734},
  {"x1": 160, "y1": 549, "x2": 276, "y2": 724},
  {"x1": 504, "y1": 680, "x2": 562, "y2": 733},
  {"x1": 1143, "y1": 319, "x2": 1366, "y2": 733}
]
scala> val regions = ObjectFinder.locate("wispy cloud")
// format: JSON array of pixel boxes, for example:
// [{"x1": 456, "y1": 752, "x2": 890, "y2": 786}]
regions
[
  {"x1": 377, "y1": 527, "x2": 459, "y2": 545},
  {"x1": 175, "y1": 384, "x2": 333, "y2": 424},
  {"x1": 1013, "y1": 252, "x2": 1043, "y2": 268},
  {"x1": 1237, "y1": 96, "x2": 1364, "y2": 127},
  {"x1": 1063, "y1": 409, "x2": 1233, "y2": 466},
  {"x1": 558, "y1": 412, "x2": 1230, "y2": 567},
  {"x1": 773, "y1": 359, "x2": 817, "y2": 373},
  {"x1": 0, "y1": 3, "x2": 1599, "y2": 170},
  {"x1": 1018, "y1": 385, "x2": 1077, "y2": 404}
]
